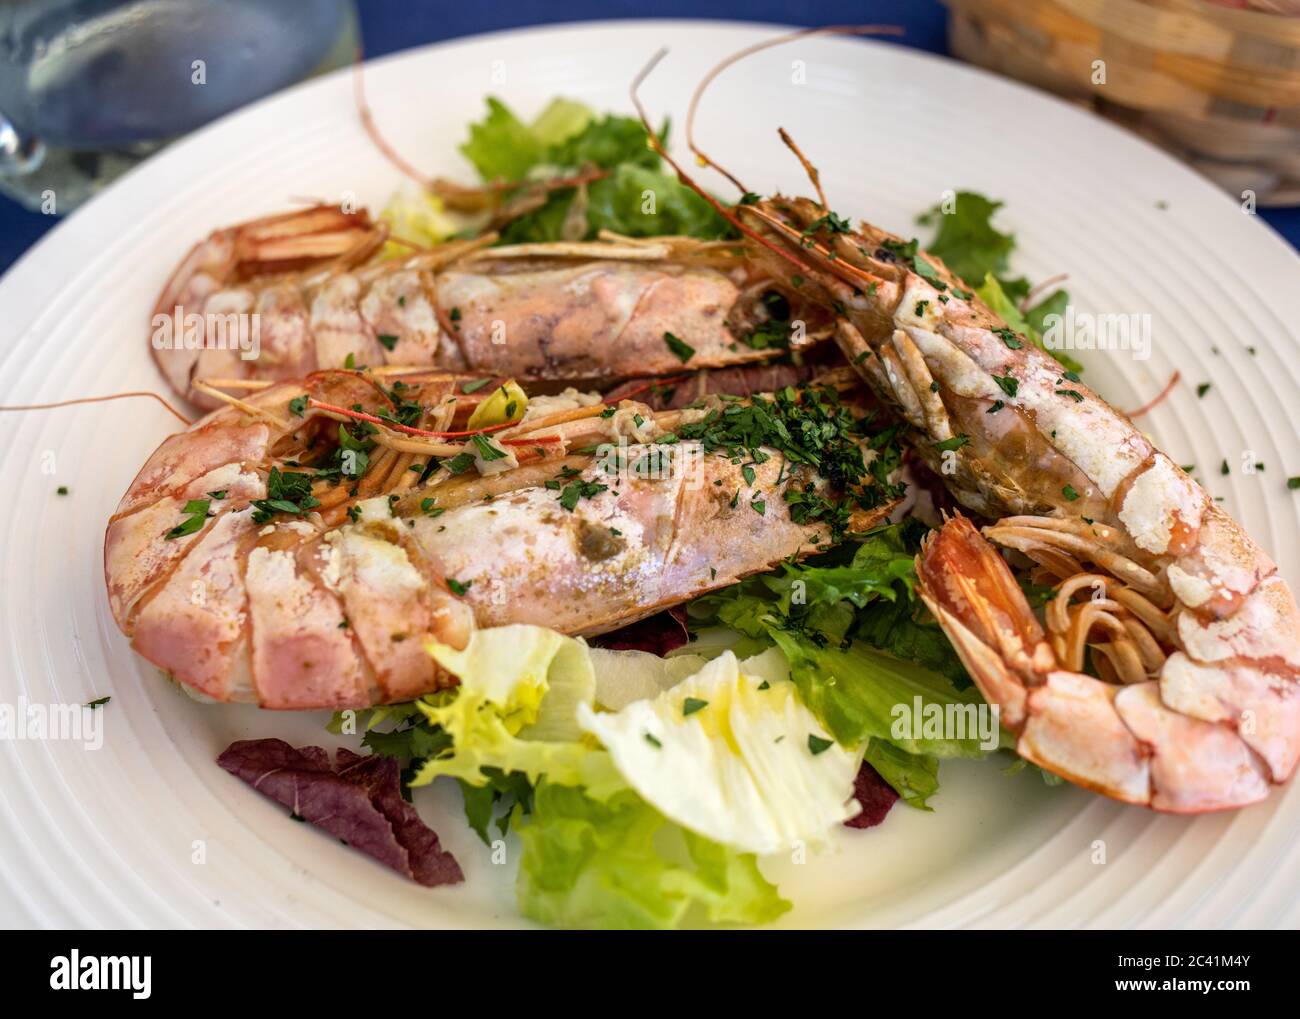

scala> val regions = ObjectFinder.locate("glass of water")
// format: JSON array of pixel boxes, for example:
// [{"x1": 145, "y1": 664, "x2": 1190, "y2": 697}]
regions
[{"x1": 0, "y1": 0, "x2": 358, "y2": 211}]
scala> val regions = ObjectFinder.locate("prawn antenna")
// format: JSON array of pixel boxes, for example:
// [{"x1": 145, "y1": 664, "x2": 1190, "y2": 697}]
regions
[
  {"x1": 630, "y1": 48, "x2": 813, "y2": 276},
  {"x1": 0, "y1": 391, "x2": 192, "y2": 426},
  {"x1": 353, "y1": 46, "x2": 434, "y2": 189},
  {"x1": 685, "y1": 24, "x2": 904, "y2": 196}
]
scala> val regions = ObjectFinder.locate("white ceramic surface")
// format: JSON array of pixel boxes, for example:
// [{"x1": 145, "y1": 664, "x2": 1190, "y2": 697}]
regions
[{"x1": 1, "y1": 21, "x2": 1297, "y2": 929}]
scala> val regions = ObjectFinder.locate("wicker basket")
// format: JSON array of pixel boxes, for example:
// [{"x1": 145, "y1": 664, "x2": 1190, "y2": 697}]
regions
[{"x1": 944, "y1": 0, "x2": 1300, "y2": 205}]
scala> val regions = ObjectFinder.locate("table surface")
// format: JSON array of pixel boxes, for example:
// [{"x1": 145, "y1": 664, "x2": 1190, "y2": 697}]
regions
[{"x1": 2, "y1": 0, "x2": 1298, "y2": 274}]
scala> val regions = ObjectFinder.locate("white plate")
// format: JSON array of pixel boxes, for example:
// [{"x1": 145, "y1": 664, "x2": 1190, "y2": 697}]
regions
[{"x1": 2, "y1": 19, "x2": 1299, "y2": 929}]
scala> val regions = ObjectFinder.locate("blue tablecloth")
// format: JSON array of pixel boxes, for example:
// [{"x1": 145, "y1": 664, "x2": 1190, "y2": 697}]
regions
[{"x1": 2, "y1": 0, "x2": 1297, "y2": 273}]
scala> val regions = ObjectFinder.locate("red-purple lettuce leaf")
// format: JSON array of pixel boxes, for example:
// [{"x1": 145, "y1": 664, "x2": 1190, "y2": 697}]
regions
[
  {"x1": 844, "y1": 760, "x2": 900, "y2": 829},
  {"x1": 590, "y1": 605, "x2": 689, "y2": 656},
  {"x1": 218, "y1": 738, "x2": 463, "y2": 887}
]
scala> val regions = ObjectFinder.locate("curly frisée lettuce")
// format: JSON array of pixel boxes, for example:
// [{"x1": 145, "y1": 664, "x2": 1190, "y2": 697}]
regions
[
  {"x1": 459, "y1": 96, "x2": 733, "y2": 243},
  {"x1": 412, "y1": 625, "x2": 623, "y2": 798},
  {"x1": 416, "y1": 626, "x2": 809, "y2": 928}
]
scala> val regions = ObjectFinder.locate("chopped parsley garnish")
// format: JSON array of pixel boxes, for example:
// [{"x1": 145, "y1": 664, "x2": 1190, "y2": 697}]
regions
[
  {"x1": 251, "y1": 468, "x2": 320, "y2": 524},
  {"x1": 377, "y1": 333, "x2": 398, "y2": 351},
  {"x1": 56, "y1": 486, "x2": 68, "y2": 496},
  {"x1": 461, "y1": 378, "x2": 492, "y2": 394},
  {"x1": 1221, "y1": 460, "x2": 1230, "y2": 476},
  {"x1": 449, "y1": 307, "x2": 462, "y2": 322},
  {"x1": 807, "y1": 734, "x2": 833, "y2": 755},
  {"x1": 644, "y1": 732, "x2": 663, "y2": 748},
  {"x1": 932, "y1": 435, "x2": 969, "y2": 453},
  {"x1": 207, "y1": 490, "x2": 227, "y2": 500},
  {"x1": 879, "y1": 237, "x2": 919, "y2": 266},
  {"x1": 1197, "y1": 383, "x2": 1211, "y2": 398},
  {"x1": 987, "y1": 400, "x2": 1004, "y2": 414},
  {"x1": 993, "y1": 374, "x2": 1019, "y2": 397},
  {"x1": 682, "y1": 697, "x2": 708, "y2": 717},
  {"x1": 670, "y1": 383, "x2": 905, "y2": 539},
  {"x1": 1289, "y1": 477, "x2": 1300, "y2": 490},
  {"x1": 558, "y1": 477, "x2": 609, "y2": 511},
  {"x1": 1062, "y1": 484, "x2": 1080, "y2": 501},
  {"x1": 164, "y1": 498, "x2": 211, "y2": 539},
  {"x1": 664, "y1": 331, "x2": 695, "y2": 363},
  {"x1": 993, "y1": 327, "x2": 1023, "y2": 349},
  {"x1": 447, "y1": 452, "x2": 476, "y2": 475},
  {"x1": 470, "y1": 433, "x2": 507, "y2": 461},
  {"x1": 447, "y1": 578, "x2": 470, "y2": 596},
  {"x1": 912, "y1": 256, "x2": 950, "y2": 294},
  {"x1": 801, "y1": 210, "x2": 852, "y2": 238},
  {"x1": 1056, "y1": 388, "x2": 1084, "y2": 402},
  {"x1": 288, "y1": 395, "x2": 307, "y2": 417},
  {"x1": 85, "y1": 696, "x2": 110, "y2": 708}
]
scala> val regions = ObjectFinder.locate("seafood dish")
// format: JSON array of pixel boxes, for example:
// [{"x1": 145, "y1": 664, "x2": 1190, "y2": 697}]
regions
[{"x1": 101, "y1": 35, "x2": 1300, "y2": 928}]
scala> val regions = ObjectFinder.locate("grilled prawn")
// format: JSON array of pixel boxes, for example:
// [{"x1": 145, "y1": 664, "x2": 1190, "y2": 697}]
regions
[
  {"x1": 616, "y1": 21, "x2": 1299, "y2": 809},
  {"x1": 105, "y1": 366, "x2": 893, "y2": 708},
  {"x1": 153, "y1": 205, "x2": 828, "y2": 408},
  {"x1": 726, "y1": 192, "x2": 1300, "y2": 812}
]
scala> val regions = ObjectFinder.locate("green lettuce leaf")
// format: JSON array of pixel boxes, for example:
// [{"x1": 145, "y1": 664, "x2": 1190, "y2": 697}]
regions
[
  {"x1": 515, "y1": 782, "x2": 789, "y2": 929},
  {"x1": 529, "y1": 97, "x2": 594, "y2": 147},
  {"x1": 863, "y1": 739, "x2": 940, "y2": 810},
  {"x1": 767, "y1": 628, "x2": 992, "y2": 759},
  {"x1": 460, "y1": 97, "x2": 547, "y2": 181},
  {"x1": 411, "y1": 625, "x2": 624, "y2": 799},
  {"x1": 461, "y1": 97, "x2": 732, "y2": 243},
  {"x1": 917, "y1": 191, "x2": 1016, "y2": 288}
]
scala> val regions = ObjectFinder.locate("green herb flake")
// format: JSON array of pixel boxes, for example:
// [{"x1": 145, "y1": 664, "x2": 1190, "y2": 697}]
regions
[
  {"x1": 682, "y1": 697, "x2": 708, "y2": 717},
  {"x1": 164, "y1": 498, "x2": 211, "y2": 540},
  {"x1": 664, "y1": 331, "x2": 695, "y2": 364},
  {"x1": 993, "y1": 374, "x2": 1019, "y2": 398},
  {"x1": 470, "y1": 433, "x2": 507, "y2": 461}
]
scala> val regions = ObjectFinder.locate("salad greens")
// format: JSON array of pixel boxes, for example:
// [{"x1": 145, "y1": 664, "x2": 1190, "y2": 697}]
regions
[
  {"x1": 324, "y1": 105, "x2": 1079, "y2": 927},
  {"x1": 459, "y1": 96, "x2": 733, "y2": 242},
  {"x1": 516, "y1": 783, "x2": 789, "y2": 930},
  {"x1": 689, "y1": 521, "x2": 996, "y2": 810}
]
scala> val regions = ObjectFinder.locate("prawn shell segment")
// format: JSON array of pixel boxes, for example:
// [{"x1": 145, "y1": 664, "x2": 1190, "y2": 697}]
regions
[
  {"x1": 152, "y1": 205, "x2": 796, "y2": 408},
  {"x1": 405, "y1": 444, "x2": 837, "y2": 637}
]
